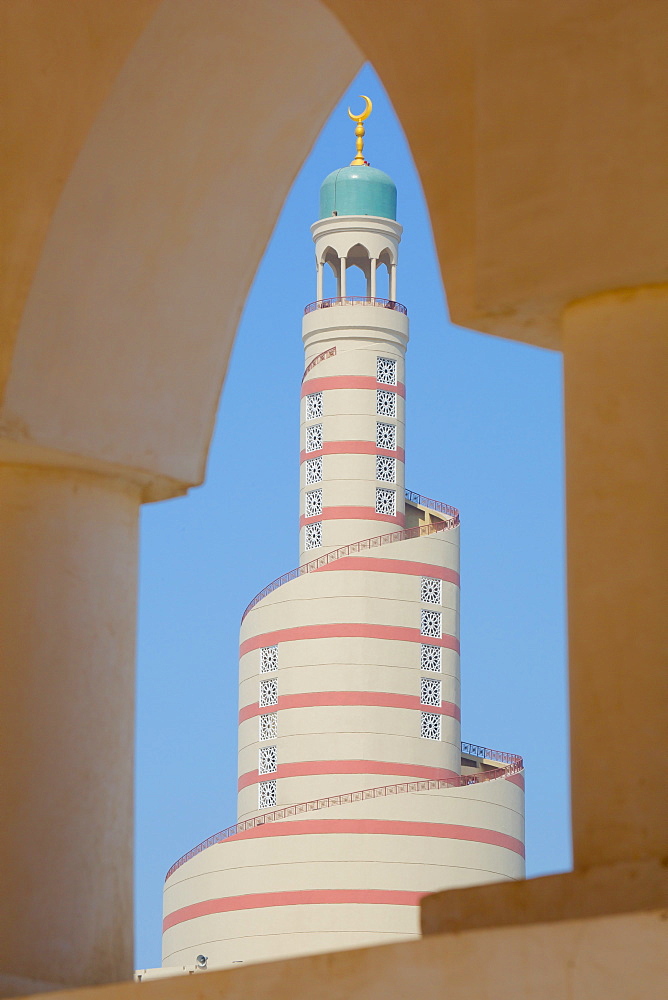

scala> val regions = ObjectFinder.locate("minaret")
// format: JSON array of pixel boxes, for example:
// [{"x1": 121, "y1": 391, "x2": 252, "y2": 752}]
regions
[{"x1": 161, "y1": 100, "x2": 525, "y2": 970}]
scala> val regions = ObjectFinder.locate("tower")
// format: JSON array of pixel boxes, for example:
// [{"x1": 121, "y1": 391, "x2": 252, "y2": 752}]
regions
[{"x1": 161, "y1": 100, "x2": 525, "y2": 969}]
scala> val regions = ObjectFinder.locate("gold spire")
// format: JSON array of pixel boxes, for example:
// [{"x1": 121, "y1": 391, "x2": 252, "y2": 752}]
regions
[{"x1": 347, "y1": 95, "x2": 373, "y2": 166}]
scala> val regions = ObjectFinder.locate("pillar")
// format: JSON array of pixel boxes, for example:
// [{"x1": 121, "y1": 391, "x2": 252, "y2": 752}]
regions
[
  {"x1": 369, "y1": 258, "x2": 377, "y2": 298},
  {"x1": 339, "y1": 257, "x2": 347, "y2": 297},
  {"x1": 389, "y1": 262, "x2": 397, "y2": 300},
  {"x1": 562, "y1": 285, "x2": 668, "y2": 870},
  {"x1": 0, "y1": 466, "x2": 140, "y2": 991}
]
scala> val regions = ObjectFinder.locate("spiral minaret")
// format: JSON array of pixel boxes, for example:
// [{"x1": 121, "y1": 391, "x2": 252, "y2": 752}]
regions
[{"x1": 161, "y1": 106, "x2": 525, "y2": 970}]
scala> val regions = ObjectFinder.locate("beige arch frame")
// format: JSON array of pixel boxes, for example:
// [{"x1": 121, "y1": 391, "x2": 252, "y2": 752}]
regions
[{"x1": 1, "y1": 0, "x2": 666, "y2": 994}]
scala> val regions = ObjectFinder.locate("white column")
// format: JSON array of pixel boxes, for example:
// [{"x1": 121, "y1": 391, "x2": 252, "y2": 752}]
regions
[
  {"x1": 389, "y1": 262, "x2": 397, "y2": 300},
  {"x1": 316, "y1": 262, "x2": 323, "y2": 300},
  {"x1": 0, "y1": 465, "x2": 140, "y2": 990},
  {"x1": 562, "y1": 284, "x2": 668, "y2": 870},
  {"x1": 339, "y1": 257, "x2": 347, "y2": 297},
  {"x1": 370, "y1": 258, "x2": 377, "y2": 298}
]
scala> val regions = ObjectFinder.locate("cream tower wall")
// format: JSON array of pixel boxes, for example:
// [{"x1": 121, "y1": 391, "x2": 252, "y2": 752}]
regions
[{"x1": 162, "y1": 208, "x2": 525, "y2": 969}]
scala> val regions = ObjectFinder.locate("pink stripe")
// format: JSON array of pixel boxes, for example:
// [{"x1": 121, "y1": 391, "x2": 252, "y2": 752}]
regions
[
  {"x1": 300, "y1": 442, "x2": 405, "y2": 463},
  {"x1": 239, "y1": 692, "x2": 461, "y2": 723},
  {"x1": 238, "y1": 760, "x2": 459, "y2": 790},
  {"x1": 301, "y1": 506, "x2": 404, "y2": 528},
  {"x1": 224, "y1": 818, "x2": 525, "y2": 857},
  {"x1": 506, "y1": 772, "x2": 525, "y2": 790},
  {"x1": 164, "y1": 887, "x2": 423, "y2": 931},
  {"x1": 240, "y1": 624, "x2": 460, "y2": 658},
  {"x1": 301, "y1": 376, "x2": 406, "y2": 398},
  {"x1": 316, "y1": 557, "x2": 460, "y2": 586},
  {"x1": 301, "y1": 441, "x2": 405, "y2": 460}
]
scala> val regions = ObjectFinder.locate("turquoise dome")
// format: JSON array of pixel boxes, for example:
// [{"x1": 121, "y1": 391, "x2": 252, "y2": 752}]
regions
[{"x1": 319, "y1": 165, "x2": 397, "y2": 220}]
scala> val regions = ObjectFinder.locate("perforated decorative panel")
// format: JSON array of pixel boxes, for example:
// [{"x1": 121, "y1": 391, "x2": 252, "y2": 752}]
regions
[
  {"x1": 258, "y1": 780, "x2": 277, "y2": 809},
  {"x1": 376, "y1": 456, "x2": 396, "y2": 483},
  {"x1": 376, "y1": 356, "x2": 397, "y2": 385},
  {"x1": 259, "y1": 678, "x2": 278, "y2": 707},
  {"x1": 305, "y1": 522, "x2": 322, "y2": 549},
  {"x1": 420, "y1": 644, "x2": 442, "y2": 672},
  {"x1": 305, "y1": 457, "x2": 323, "y2": 484},
  {"x1": 421, "y1": 677, "x2": 442, "y2": 707},
  {"x1": 420, "y1": 609, "x2": 441, "y2": 638},
  {"x1": 259, "y1": 712, "x2": 278, "y2": 741},
  {"x1": 375, "y1": 488, "x2": 396, "y2": 516},
  {"x1": 305, "y1": 489, "x2": 323, "y2": 517},
  {"x1": 421, "y1": 712, "x2": 441, "y2": 740},
  {"x1": 306, "y1": 423, "x2": 323, "y2": 452},
  {"x1": 376, "y1": 422, "x2": 397, "y2": 450},
  {"x1": 305, "y1": 392, "x2": 323, "y2": 420},
  {"x1": 260, "y1": 646, "x2": 278, "y2": 673},
  {"x1": 259, "y1": 745, "x2": 277, "y2": 774},
  {"x1": 421, "y1": 577, "x2": 442, "y2": 605},
  {"x1": 376, "y1": 389, "x2": 397, "y2": 417}
]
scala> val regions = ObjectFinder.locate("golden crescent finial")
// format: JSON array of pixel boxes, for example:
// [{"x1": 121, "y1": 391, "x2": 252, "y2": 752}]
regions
[
  {"x1": 347, "y1": 94, "x2": 372, "y2": 124},
  {"x1": 347, "y1": 95, "x2": 373, "y2": 166}
]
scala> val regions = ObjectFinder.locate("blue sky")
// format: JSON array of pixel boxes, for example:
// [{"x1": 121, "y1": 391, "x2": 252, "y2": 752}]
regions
[{"x1": 134, "y1": 65, "x2": 569, "y2": 968}]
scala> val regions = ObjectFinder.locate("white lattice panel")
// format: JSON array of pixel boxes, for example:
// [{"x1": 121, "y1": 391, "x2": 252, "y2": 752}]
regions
[
  {"x1": 306, "y1": 423, "x2": 323, "y2": 452},
  {"x1": 305, "y1": 489, "x2": 323, "y2": 517},
  {"x1": 420, "y1": 677, "x2": 442, "y2": 707},
  {"x1": 259, "y1": 745, "x2": 277, "y2": 774},
  {"x1": 258, "y1": 780, "x2": 277, "y2": 809},
  {"x1": 376, "y1": 455, "x2": 396, "y2": 483},
  {"x1": 305, "y1": 522, "x2": 322, "y2": 549},
  {"x1": 376, "y1": 389, "x2": 397, "y2": 417},
  {"x1": 376, "y1": 356, "x2": 397, "y2": 385},
  {"x1": 305, "y1": 392, "x2": 323, "y2": 420},
  {"x1": 259, "y1": 678, "x2": 278, "y2": 707},
  {"x1": 260, "y1": 646, "x2": 278, "y2": 673},
  {"x1": 420, "y1": 609, "x2": 441, "y2": 638},
  {"x1": 305, "y1": 457, "x2": 322, "y2": 484},
  {"x1": 375, "y1": 488, "x2": 396, "y2": 516},
  {"x1": 421, "y1": 577, "x2": 442, "y2": 604},
  {"x1": 421, "y1": 712, "x2": 441, "y2": 741},
  {"x1": 259, "y1": 712, "x2": 277, "y2": 741},
  {"x1": 376, "y1": 422, "x2": 397, "y2": 450},
  {"x1": 420, "y1": 644, "x2": 442, "y2": 672}
]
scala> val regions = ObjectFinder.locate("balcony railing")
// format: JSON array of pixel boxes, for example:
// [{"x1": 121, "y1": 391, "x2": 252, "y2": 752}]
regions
[
  {"x1": 405, "y1": 489, "x2": 459, "y2": 520},
  {"x1": 165, "y1": 745, "x2": 523, "y2": 880},
  {"x1": 304, "y1": 296, "x2": 408, "y2": 315},
  {"x1": 302, "y1": 346, "x2": 337, "y2": 381},
  {"x1": 241, "y1": 490, "x2": 460, "y2": 620}
]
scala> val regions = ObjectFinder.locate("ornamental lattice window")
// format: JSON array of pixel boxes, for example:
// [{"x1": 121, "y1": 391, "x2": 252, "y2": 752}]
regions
[
  {"x1": 420, "y1": 644, "x2": 442, "y2": 672},
  {"x1": 259, "y1": 678, "x2": 278, "y2": 708},
  {"x1": 305, "y1": 457, "x2": 322, "y2": 484},
  {"x1": 421, "y1": 577, "x2": 442, "y2": 605},
  {"x1": 259, "y1": 745, "x2": 277, "y2": 775},
  {"x1": 260, "y1": 646, "x2": 278, "y2": 673},
  {"x1": 376, "y1": 389, "x2": 397, "y2": 418},
  {"x1": 420, "y1": 609, "x2": 441, "y2": 638},
  {"x1": 259, "y1": 712, "x2": 278, "y2": 741},
  {"x1": 421, "y1": 712, "x2": 441, "y2": 741},
  {"x1": 306, "y1": 423, "x2": 323, "y2": 452},
  {"x1": 376, "y1": 456, "x2": 396, "y2": 483},
  {"x1": 258, "y1": 779, "x2": 277, "y2": 809},
  {"x1": 376, "y1": 356, "x2": 397, "y2": 385},
  {"x1": 376, "y1": 422, "x2": 397, "y2": 450},
  {"x1": 421, "y1": 677, "x2": 442, "y2": 707},
  {"x1": 375, "y1": 488, "x2": 396, "y2": 516},
  {"x1": 305, "y1": 489, "x2": 323, "y2": 517},
  {"x1": 305, "y1": 392, "x2": 323, "y2": 420},
  {"x1": 305, "y1": 522, "x2": 322, "y2": 550}
]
